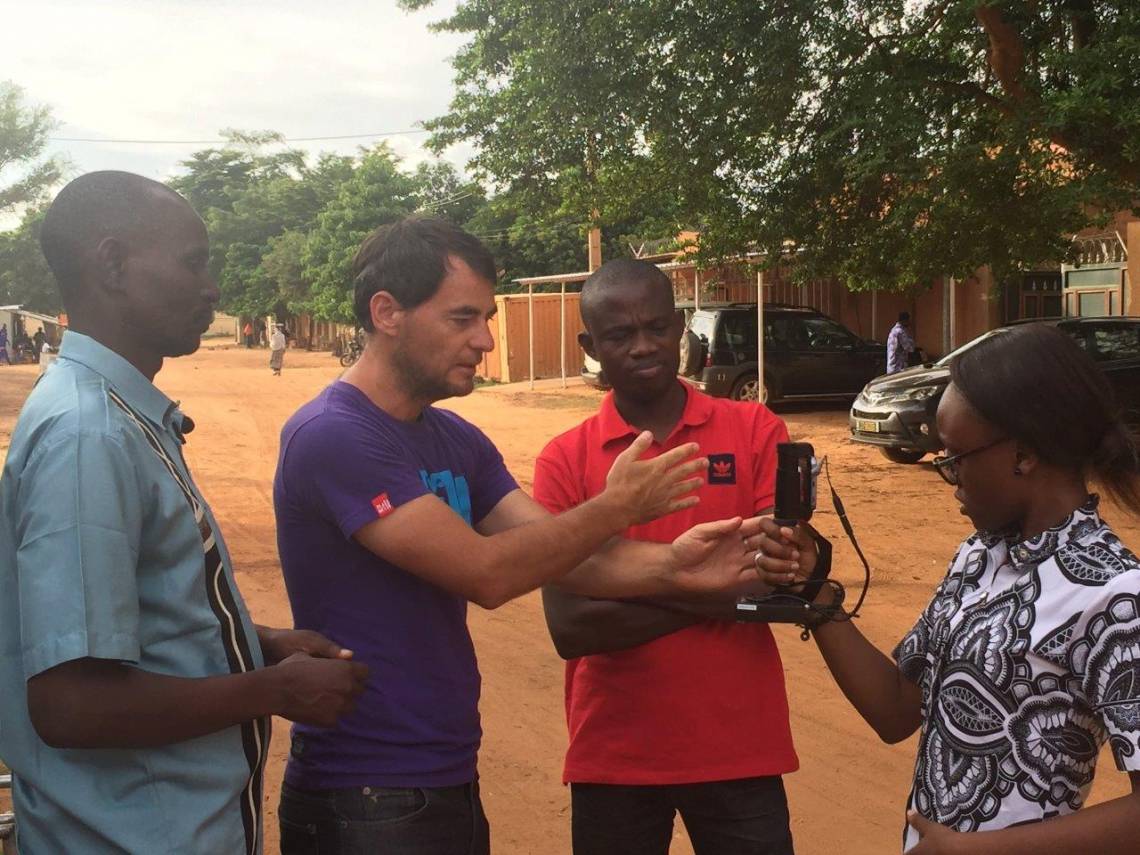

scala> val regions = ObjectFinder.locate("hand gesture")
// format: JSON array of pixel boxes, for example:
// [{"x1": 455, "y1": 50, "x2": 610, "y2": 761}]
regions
[
  {"x1": 272, "y1": 653, "x2": 369, "y2": 728},
  {"x1": 259, "y1": 627, "x2": 353, "y2": 666},
  {"x1": 604, "y1": 432, "x2": 707, "y2": 526},
  {"x1": 908, "y1": 812, "x2": 965, "y2": 854},
  {"x1": 665, "y1": 515, "x2": 768, "y2": 592}
]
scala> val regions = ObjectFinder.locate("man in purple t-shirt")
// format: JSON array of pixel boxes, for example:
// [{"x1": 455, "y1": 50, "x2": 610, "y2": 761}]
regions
[{"x1": 274, "y1": 217, "x2": 773, "y2": 855}]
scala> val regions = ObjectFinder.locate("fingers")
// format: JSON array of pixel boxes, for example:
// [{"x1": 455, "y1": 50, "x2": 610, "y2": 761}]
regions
[
  {"x1": 686, "y1": 517, "x2": 745, "y2": 541},
  {"x1": 306, "y1": 631, "x2": 351, "y2": 660},
  {"x1": 653, "y1": 441, "x2": 701, "y2": 470},
  {"x1": 616, "y1": 430, "x2": 655, "y2": 462},
  {"x1": 737, "y1": 516, "x2": 764, "y2": 538},
  {"x1": 906, "y1": 811, "x2": 936, "y2": 838},
  {"x1": 757, "y1": 531, "x2": 799, "y2": 562},
  {"x1": 665, "y1": 496, "x2": 701, "y2": 514},
  {"x1": 348, "y1": 661, "x2": 370, "y2": 684},
  {"x1": 668, "y1": 476, "x2": 705, "y2": 499}
]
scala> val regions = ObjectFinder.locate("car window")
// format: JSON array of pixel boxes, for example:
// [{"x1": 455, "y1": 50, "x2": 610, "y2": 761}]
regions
[
  {"x1": 1089, "y1": 324, "x2": 1140, "y2": 362},
  {"x1": 766, "y1": 316, "x2": 809, "y2": 349},
  {"x1": 719, "y1": 312, "x2": 758, "y2": 348},
  {"x1": 802, "y1": 317, "x2": 856, "y2": 349},
  {"x1": 689, "y1": 314, "x2": 715, "y2": 343}
]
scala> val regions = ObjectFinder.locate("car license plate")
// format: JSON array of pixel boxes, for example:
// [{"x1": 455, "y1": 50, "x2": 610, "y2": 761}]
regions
[{"x1": 856, "y1": 419, "x2": 881, "y2": 433}]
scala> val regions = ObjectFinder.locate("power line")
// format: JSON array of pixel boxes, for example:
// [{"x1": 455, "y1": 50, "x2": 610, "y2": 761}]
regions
[{"x1": 48, "y1": 129, "x2": 430, "y2": 144}]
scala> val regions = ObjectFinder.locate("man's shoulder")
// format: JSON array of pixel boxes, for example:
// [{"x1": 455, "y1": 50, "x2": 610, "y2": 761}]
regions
[
  {"x1": 9, "y1": 362, "x2": 132, "y2": 464},
  {"x1": 539, "y1": 409, "x2": 606, "y2": 464},
  {"x1": 700, "y1": 393, "x2": 783, "y2": 435}
]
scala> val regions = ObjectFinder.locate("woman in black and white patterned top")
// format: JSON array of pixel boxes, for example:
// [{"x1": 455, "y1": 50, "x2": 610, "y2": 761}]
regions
[{"x1": 756, "y1": 323, "x2": 1140, "y2": 854}]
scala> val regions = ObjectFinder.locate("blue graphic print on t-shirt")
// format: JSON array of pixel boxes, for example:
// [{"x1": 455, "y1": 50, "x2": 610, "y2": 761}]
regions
[{"x1": 420, "y1": 469, "x2": 473, "y2": 524}]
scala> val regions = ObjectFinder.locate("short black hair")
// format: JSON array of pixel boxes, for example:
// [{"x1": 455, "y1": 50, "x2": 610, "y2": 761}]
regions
[
  {"x1": 40, "y1": 171, "x2": 185, "y2": 306},
  {"x1": 352, "y1": 216, "x2": 497, "y2": 331},
  {"x1": 580, "y1": 258, "x2": 674, "y2": 330},
  {"x1": 898, "y1": 311, "x2": 911, "y2": 323},
  {"x1": 951, "y1": 323, "x2": 1140, "y2": 513}
]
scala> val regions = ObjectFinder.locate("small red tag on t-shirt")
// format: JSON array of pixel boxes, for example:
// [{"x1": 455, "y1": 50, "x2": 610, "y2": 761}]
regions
[{"x1": 371, "y1": 492, "x2": 394, "y2": 518}]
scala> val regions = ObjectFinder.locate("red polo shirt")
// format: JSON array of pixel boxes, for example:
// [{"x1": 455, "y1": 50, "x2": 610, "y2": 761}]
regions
[{"x1": 533, "y1": 384, "x2": 798, "y2": 785}]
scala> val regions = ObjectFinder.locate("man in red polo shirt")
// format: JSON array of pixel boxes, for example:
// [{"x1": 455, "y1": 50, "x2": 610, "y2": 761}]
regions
[{"x1": 535, "y1": 259, "x2": 797, "y2": 854}]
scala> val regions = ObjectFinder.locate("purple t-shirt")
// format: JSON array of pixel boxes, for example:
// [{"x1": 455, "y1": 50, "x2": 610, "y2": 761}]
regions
[{"x1": 274, "y1": 381, "x2": 518, "y2": 789}]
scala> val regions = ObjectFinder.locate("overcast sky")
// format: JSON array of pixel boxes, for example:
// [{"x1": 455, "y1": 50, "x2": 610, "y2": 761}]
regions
[{"x1": 2, "y1": 0, "x2": 471, "y2": 195}]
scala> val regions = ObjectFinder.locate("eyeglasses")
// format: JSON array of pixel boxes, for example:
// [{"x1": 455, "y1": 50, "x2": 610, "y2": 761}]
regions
[{"x1": 931, "y1": 437, "x2": 1010, "y2": 486}]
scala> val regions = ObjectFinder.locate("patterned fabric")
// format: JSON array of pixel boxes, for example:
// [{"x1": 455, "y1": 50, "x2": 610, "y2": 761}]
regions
[{"x1": 893, "y1": 497, "x2": 1140, "y2": 851}]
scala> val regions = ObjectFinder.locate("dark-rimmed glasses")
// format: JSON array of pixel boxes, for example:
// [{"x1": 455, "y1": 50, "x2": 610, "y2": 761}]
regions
[{"x1": 932, "y1": 437, "x2": 1010, "y2": 486}]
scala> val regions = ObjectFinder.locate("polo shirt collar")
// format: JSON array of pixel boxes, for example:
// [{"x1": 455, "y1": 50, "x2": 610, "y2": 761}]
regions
[
  {"x1": 59, "y1": 330, "x2": 178, "y2": 429},
  {"x1": 597, "y1": 381, "x2": 715, "y2": 445}
]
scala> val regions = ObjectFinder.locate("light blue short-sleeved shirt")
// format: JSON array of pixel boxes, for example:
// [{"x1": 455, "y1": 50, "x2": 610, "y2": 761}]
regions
[{"x1": 0, "y1": 331, "x2": 268, "y2": 854}]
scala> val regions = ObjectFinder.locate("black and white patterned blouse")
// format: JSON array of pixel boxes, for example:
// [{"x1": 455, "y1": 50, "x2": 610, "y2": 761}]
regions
[{"x1": 893, "y1": 497, "x2": 1140, "y2": 852}]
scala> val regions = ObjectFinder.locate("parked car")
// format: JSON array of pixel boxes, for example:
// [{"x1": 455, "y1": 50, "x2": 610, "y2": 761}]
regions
[
  {"x1": 850, "y1": 316, "x2": 1140, "y2": 463},
  {"x1": 679, "y1": 304, "x2": 885, "y2": 403}
]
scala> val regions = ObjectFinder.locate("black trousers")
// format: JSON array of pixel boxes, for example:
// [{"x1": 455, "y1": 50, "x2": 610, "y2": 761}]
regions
[
  {"x1": 571, "y1": 776, "x2": 794, "y2": 855},
  {"x1": 279, "y1": 780, "x2": 490, "y2": 855}
]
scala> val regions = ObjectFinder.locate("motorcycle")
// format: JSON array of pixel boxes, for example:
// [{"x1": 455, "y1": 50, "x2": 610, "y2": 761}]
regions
[{"x1": 339, "y1": 337, "x2": 363, "y2": 368}]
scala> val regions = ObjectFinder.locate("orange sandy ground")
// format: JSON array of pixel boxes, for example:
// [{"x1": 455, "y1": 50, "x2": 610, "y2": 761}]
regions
[{"x1": 0, "y1": 342, "x2": 1133, "y2": 854}]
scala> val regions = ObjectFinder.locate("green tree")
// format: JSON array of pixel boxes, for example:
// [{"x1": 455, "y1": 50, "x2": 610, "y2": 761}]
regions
[
  {"x1": 0, "y1": 82, "x2": 65, "y2": 214},
  {"x1": 405, "y1": 0, "x2": 1140, "y2": 290},
  {"x1": 0, "y1": 208, "x2": 61, "y2": 314},
  {"x1": 300, "y1": 145, "x2": 420, "y2": 321},
  {"x1": 169, "y1": 134, "x2": 355, "y2": 317}
]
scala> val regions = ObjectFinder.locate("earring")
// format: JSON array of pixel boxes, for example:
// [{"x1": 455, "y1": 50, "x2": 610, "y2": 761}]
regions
[{"x1": 1013, "y1": 467, "x2": 1022, "y2": 476}]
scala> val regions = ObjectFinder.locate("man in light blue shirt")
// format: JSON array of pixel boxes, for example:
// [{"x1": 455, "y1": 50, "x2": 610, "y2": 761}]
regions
[{"x1": 0, "y1": 171, "x2": 368, "y2": 854}]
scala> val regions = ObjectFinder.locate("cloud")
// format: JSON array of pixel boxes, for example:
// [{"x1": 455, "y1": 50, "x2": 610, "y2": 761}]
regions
[{"x1": 0, "y1": 0, "x2": 472, "y2": 183}]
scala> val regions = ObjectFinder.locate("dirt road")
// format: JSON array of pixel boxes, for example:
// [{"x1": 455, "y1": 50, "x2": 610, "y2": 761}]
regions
[{"x1": 0, "y1": 343, "x2": 1133, "y2": 854}]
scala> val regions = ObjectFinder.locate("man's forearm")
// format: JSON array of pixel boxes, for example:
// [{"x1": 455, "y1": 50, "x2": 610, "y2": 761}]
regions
[
  {"x1": 556, "y1": 538, "x2": 680, "y2": 598},
  {"x1": 28, "y1": 661, "x2": 277, "y2": 749}
]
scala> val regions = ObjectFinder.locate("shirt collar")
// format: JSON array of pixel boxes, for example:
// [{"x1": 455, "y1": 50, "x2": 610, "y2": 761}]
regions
[
  {"x1": 58, "y1": 330, "x2": 179, "y2": 429},
  {"x1": 995, "y1": 495, "x2": 1102, "y2": 569},
  {"x1": 597, "y1": 381, "x2": 715, "y2": 445}
]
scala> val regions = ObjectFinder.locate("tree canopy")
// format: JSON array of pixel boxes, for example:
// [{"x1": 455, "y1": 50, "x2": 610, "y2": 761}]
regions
[
  {"x1": 0, "y1": 81, "x2": 65, "y2": 216},
  {"x1": 404, "y1": 0, "x2": 1140, "y2": 290}
]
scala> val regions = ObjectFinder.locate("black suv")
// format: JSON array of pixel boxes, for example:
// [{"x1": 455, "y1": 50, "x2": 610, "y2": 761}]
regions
[
  {"x1": 680, "y1": 304, "x2": 886, "y2": 403},
  {"x1": 850, "y1": 317, "x2": 1140, "y2": 463}
]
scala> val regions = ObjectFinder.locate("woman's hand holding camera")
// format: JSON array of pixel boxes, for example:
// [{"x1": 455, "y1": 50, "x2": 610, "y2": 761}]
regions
[{"x1": 753, "y1": 518, "x2": 834, "y2": 605}]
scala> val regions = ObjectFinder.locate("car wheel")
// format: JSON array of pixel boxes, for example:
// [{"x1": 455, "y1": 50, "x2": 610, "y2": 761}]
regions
[
  {"x1": 879, "y1": 447, "x2": 926, "y2": 464},
  {"x1": 731, "y1": 374, "x2": 762, "y2": 402}
]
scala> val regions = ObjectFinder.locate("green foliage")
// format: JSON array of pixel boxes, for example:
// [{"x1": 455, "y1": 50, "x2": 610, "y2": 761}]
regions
[
  {"x1": 0, "y1": 81, "x2": 65, "y2": 215},
  {"x1": 164, "y1": 132, "x2": 673, "y2": 321},
  {"x1": 298, "y1": 145, "x2": 421, "y2": 321},
  {"x1": 406, "y1": 0, "x2": 1140, "y2": 291},
  {"x1": 0, "y1": 208, "x2": 59, "y2": 313}
]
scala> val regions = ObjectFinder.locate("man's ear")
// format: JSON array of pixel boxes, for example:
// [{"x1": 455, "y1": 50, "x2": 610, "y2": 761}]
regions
[
  {"x1": 1014, "y1": 443, "x2": 1040, "y2": 477},
  {"x1": 95, "y1": 237, "x2": 128, "y2": 294},
  {"x1": 370, "y1": 291, "x2": 405, "y2": 337},
  {"x1": 578, "y1": 331, "x2": 598, "y2": 360}
]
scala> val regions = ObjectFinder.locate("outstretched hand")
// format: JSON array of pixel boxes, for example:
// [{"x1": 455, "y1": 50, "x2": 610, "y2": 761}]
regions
[
  {"x1": 604, "y1": 431, "x2": 707, "y2": 526},
  {"x1": 665, "y1": 515, "x2": 771, "y2": 593}
]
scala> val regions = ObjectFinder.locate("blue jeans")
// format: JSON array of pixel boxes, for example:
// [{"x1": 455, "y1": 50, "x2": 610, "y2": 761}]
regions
[
  {"x1": 279, "y1": 780, "x2": 490, "y2": 855},
  {"x1": 571, "y1": 776, "x2": 794, "y2": 855}
]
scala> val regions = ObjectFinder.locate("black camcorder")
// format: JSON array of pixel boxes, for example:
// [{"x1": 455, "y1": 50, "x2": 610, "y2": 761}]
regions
[{"x1": 735, "y1": 441, "x2": 868, "y2": 634}]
